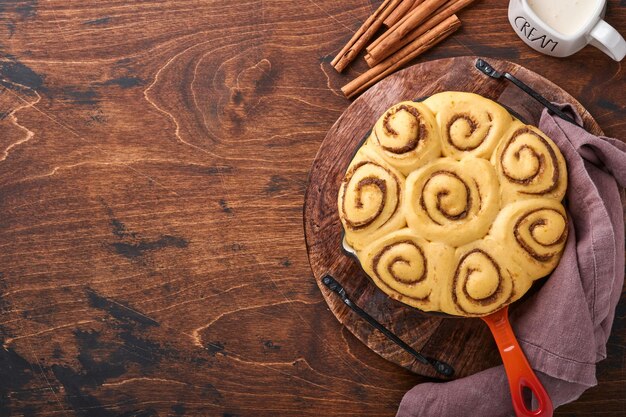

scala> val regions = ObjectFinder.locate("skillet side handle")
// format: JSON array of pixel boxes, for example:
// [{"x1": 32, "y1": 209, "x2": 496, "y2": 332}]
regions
[{"x1": 482, "y1": 306, "x2": 553, "y2": 417}]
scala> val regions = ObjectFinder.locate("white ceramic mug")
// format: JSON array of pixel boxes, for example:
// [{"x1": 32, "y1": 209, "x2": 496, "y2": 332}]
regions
[{"x1": 508, "y1": 0, "x2": 626, "y2": 61}]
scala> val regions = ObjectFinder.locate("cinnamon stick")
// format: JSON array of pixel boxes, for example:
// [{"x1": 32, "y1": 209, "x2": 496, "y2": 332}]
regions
[
  {"x1": 383, "y1": 0, "x2": 422, "y2": 28},
  {"x1": 365, "y1": 0, "x2": 449, "y2": 65},
  {"x1": 365, "y1": 0, "x2": 438, "y2": 56},
  {"x1": 342, "y1": 15, "x2": 461, "y2": 98},
  {"x1": 365, "y1": 0, "x2": 475, "y2": 67},
  {"x1": 331, "y1": 0, "x2": 401, "y2": 73},
  {"x1": 409, "y1": 0, "x2": 425, "y2": 11}
]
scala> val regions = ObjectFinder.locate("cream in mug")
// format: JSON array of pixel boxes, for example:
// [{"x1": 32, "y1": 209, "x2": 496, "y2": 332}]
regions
[
  {"x1": 509, "y1": 0, "x2": 626, "y2": 60},
  {"x1": 527, "y1": 0, "x2": 600, "y2": 36}
]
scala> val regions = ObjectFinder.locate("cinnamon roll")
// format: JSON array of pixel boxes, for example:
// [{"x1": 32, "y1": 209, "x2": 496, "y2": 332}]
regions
[
  {"x1": 338, "y1": 147, "x2": 406, "y2": 250},
  {"x1": 423, "y1": 92, "x2": 512, "y2": 159},
  {"x1": 490, "y1": 199, "x2": 568, "y2": 280},
  {"x1": 403, "y1": 157, "x2": 500, "y2": 247},
  {"x1": 360, "y1": 228, "x2": 455, "y2": 311},
  {"x1": 336, "y1": 93, "x2": 569, "y2": 318},
  {"x1": 493, "y1": 121, "x2": 567, "y2": 204},
  {"x1": 439, "y1": 238, "x2": 532, "y2": 317},
  {"x1": 370, "y1": 101, "x2": 441, "y2": 175}
]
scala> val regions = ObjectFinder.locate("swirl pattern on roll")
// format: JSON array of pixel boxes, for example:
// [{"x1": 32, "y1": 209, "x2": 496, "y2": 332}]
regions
[
  {"x1": 338, "y1": 147, "x2": 406, "y2": 250},
  {"x1": 493, "y1": 121, "x2": 567, "y2": 204},
  {"x1": 424, "y1": 92, "x2": 512, "y2": 159},
  {"x1": 404, "y1": 157, "x2": 500, "y2": 247},
  {"x1": 337, "y1": 92, "x2": 568, "y2": 317},
  {"x1": 490, "y1": 199, "x2": 568, "y2": 279},
  {"x1": 439, "y1": 239, "x2": 532, "y2": 316},
  {"x1": 361, "y1": 229, "x2": 454, "y2": 310},
  {"x1": 370, "y1": 101, "x2": 441, "y2": 175}
]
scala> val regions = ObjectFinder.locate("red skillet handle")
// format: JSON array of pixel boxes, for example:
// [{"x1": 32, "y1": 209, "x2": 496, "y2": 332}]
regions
[{"x1": 482, "y1": 306, "x2": 553, "y2": 417}]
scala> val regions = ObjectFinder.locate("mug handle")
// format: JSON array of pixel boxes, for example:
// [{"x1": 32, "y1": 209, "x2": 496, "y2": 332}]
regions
[{"x1": 589, "y1": 19, "x2": 626, "y2": 61}]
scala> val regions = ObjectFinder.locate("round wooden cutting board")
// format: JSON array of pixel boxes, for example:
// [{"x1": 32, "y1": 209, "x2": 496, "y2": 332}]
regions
[{"x1": 303, "y1": 56, "x2": 602, "y2": 379}]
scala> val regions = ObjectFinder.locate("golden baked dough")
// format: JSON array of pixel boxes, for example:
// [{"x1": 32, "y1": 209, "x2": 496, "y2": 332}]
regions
[
  {"x1": 338, "y1": 146, "x2": 406, "y2": 251},
  {"x1": 423, "y1": 91, "x2": 513, "y2": 159},
  {"x1": 337, "y1": 92, "x2": 568, "y2": 317},
  {"x1": 490, "y1": 198, "x2": 568, "y2": 280},
  {"x1": 439, "y1": 238, "x2": 532, "y2": 316},
  {"x1": 360, "y1": 228, "x2": 454, "y2": 311},
  {"x1": 492, "y1": 121, "x2": 568, "y2": 204},
  {"x1": 370, "y1": 101, "x2": 441, "y2": 175},
  {"x1": 403, "y1": 156, "x2": 500, "y2": 247}
]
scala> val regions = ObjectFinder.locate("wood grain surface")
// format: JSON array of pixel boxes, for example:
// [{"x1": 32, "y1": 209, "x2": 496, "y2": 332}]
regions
[
  {"x1": 0, "y1": 1, "x2": 624, "y2": 416},
  {"x1": 303, "y1": 56, "x2": 603, "y2": 380}
]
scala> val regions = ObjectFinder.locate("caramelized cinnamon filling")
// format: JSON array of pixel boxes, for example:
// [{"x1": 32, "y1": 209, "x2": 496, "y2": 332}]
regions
[
  {"x1": 380, "y1": 105, "x2": 425, "y2": 154},
  {"x1": 452, "y1": 249, "x2": 509, "y2": 314},
  {"x1": 500, "y1": 127, "x2": 560, "y2": 194},
  {"x1": 419, "y1": 170, "x2": 471, "y2": 224},
  {"x1": 514, "y1": 208, "x2": 568, "y2": 261},
  {"x1": 372, "y1": 240, "x2": 428, "y2": 285},
  {"x1": 341, "y1": 161, "x2": 400, "y2": 230},
  {"x1": 370, "y1": 239, "x2": 431, "y2": 301},
  {"x1": 445, "y1": 113, "x2": 487, "y2": 151}
]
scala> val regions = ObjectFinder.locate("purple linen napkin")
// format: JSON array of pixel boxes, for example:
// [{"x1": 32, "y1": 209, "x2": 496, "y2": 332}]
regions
[{"x1": 397, "y1": 106, "x2": 626, "y2": 417}]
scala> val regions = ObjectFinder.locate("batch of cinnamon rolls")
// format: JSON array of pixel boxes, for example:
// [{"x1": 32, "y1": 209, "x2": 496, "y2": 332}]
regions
[{"x1": 338, "y1": 92, "x2": 568, "y2": 317}]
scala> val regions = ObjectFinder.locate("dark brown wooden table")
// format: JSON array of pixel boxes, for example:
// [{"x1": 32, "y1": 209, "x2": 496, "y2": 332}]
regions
[{"x1": 0, "y1": 1, "x2": 624, "y2": 416}]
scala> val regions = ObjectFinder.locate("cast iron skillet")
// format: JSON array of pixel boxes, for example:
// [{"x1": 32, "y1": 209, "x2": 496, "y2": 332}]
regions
[{"x1": 340, "y1": 98, "x2": 553, "y2": 417}]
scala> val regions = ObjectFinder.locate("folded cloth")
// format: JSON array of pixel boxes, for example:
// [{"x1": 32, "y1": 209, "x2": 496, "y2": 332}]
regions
[{"x1": 396, "y1": 106, "x2": 626, "y2": 417}]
